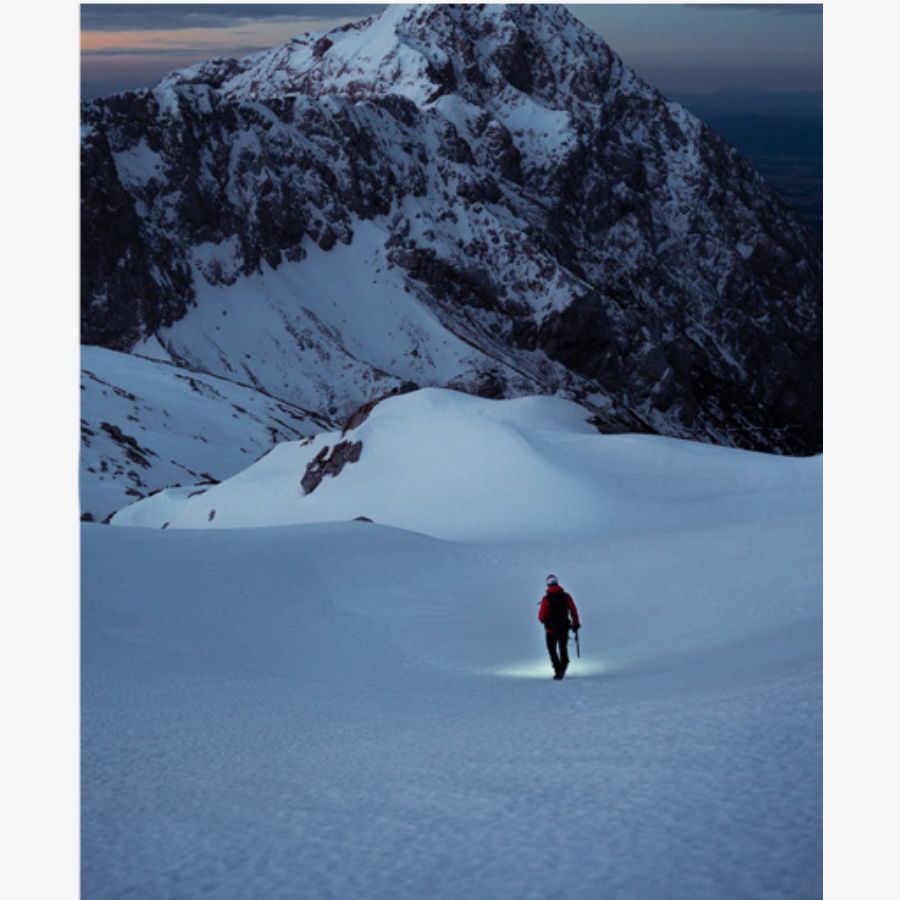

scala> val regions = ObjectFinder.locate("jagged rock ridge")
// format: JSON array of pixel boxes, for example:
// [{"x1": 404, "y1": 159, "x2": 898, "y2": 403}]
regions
[{"x1": 81, "y1": 3, "x2": 821, "y2": 454}]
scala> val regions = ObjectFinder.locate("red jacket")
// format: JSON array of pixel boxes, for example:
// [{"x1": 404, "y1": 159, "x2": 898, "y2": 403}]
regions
[{"x1": 538, "y1": 584, "x2": 580, "y2": 633}]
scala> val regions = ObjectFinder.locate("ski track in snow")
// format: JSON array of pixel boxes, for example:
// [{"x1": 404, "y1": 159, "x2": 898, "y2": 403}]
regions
[{"x1": 83, "y1": 499, "x2": 821, "y2": 898}]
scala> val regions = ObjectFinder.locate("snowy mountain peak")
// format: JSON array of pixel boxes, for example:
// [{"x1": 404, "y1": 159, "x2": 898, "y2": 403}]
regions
[
  {"x1": 160, "y1": 2, "x2": 624, "y2": 113},
  {"x1": 82, "y1": 1, "x2": 821, "y2": 485}
]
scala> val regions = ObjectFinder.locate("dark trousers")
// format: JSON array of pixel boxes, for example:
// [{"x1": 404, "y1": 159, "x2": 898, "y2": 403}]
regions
[{"x1": 545, "y1": 630, "x2": 569, "y2": 675}]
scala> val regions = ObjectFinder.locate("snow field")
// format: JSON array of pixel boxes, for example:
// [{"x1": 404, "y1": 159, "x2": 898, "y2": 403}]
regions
[{"x1": 83, "y1": 416, "x2": 821, "y2": 898}]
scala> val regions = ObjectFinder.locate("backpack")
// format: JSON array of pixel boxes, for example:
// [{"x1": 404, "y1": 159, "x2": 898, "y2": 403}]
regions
[{"x1": 546, "y1": 590, "x2": 571, "y2": 631}]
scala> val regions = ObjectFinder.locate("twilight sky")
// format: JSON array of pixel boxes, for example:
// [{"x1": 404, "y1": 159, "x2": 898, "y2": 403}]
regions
[{"x1": 80, "y1": 3, "x2": 823, "y2": 100}]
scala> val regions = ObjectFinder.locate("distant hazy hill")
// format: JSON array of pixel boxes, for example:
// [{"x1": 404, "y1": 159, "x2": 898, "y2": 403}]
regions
[
  {"x1": 669, "y1": 88, "x2": 822, "y2": 120},
  {"x1": 671, "y1": 90, "x2": 822, "y2": 230}
]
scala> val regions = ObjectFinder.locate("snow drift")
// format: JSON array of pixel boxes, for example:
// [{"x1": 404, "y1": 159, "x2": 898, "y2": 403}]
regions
[{"x1": 111, "y1": 388, "x2": 820, "y2": 541}]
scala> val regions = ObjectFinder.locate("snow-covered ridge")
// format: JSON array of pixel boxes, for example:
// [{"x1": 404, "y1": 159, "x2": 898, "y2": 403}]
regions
[
  {"x1": 159, "y1": 4, "x2": 629, "y2": 119},
  {"x1": 152, "y1": 4, "x2": 650, "y2": 189},
  {"x1": 111, "y1": 388, "x2": 821, "y2": 540},
  {"x1": 80, "y1": 346, "x2": 331, "y2": 522}
]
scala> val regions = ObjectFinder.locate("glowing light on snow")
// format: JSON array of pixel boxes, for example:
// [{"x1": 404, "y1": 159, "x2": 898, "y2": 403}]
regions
[{"x1": 490, "y1": 658, "x2": 612, "y2": 679}]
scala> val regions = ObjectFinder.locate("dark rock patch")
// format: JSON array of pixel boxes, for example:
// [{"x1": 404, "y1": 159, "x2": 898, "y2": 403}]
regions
[
  {"x1": 342, "y1": 382, "x2": 419, "y2": 434},
  {"x1": 99, "y1": 422, "x2": 156, "y2": 469},
  {"x1": 301, "y1": 440, "x2": 363, "y2": 494}
]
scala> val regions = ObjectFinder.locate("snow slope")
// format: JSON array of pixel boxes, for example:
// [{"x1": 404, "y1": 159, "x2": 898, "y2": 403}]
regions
[
  {"x1": 80, "y1": 346, "x2": 330, "y2": 522},
  {"x1": 135, "y1": 219, "x2": 547, "y2": 416},
  {"x1": 85, "y1": 389, "x2": 822, "y2": 896},
  {"x1": 111, "y1": 388, "x2": 821, "y2": 542},
  {"x1": 83, "y1": 481, "x2": 822, "y2": 897}
]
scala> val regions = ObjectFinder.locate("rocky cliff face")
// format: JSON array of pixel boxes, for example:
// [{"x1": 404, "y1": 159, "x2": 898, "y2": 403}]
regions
[{"x1": 81, "y1": 3, "x2": 821, "y2": 454}]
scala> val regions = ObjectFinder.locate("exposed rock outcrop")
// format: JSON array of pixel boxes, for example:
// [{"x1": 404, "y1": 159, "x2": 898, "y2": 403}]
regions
[{"x1": 301, "y1": 441, "x2": 363, "y2": 494}]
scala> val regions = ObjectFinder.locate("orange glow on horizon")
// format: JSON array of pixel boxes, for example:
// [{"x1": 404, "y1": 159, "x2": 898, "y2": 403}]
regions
[{"x1": 81, "y1": 19, "x2": 356, "y2": 55}]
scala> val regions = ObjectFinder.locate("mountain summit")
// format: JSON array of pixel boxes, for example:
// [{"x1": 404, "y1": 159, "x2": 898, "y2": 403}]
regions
[{"x1": 81, "y1": 3, "x2": 821, "y2": 459}]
